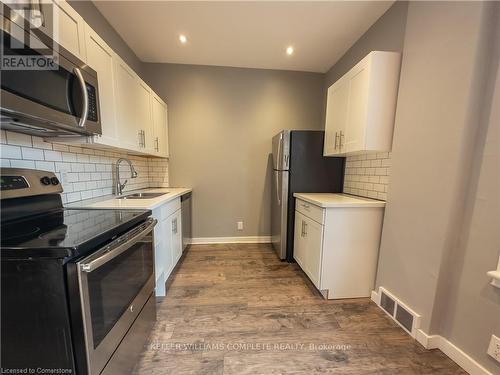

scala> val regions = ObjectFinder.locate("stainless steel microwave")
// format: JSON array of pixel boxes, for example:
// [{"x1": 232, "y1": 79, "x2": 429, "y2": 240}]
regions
[{"x1": 0, "y1": 2, "x2": 101, "y2": 137}]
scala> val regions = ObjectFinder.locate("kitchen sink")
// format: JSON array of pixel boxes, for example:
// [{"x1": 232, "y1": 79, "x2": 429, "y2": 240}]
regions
[{"x1": 116, "y1": 192, "x2": 168, "y2": 200}]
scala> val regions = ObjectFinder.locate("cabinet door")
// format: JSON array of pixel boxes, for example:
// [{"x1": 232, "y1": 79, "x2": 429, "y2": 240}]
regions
[
  {"x1": 345, "y1": 64, "x2": 370, "y2": 153},
  {"x1": 114, "y1": 59, "x2": 142, "y2": 151},
  {"x1": 138, "y1": 80, "x2": 154, "y2": 153},
  {"x1": 293, "y1": 211, "x2": 307, "y2": 269},
  {"x1": 303, "y1": 217, "x2": 323, "y2": 288},
  {"x1": 162, "y1": 217, "x2": 174, "y2": 278},
  {"x1": 52, "y1": 0, "x2": 86, "y2": 61},
  {"x1": 84, "y1": 25, "x2": 117, "y2": 145},
  {"x1": 324, "y1": 78, "x2": 349, "y2": 156},
  {"x1": 151, "y1": 94, "x2": 169, "y2": 157},
  {"x1": 171, "y1": 210, "x2": 183, "y2": 265}
]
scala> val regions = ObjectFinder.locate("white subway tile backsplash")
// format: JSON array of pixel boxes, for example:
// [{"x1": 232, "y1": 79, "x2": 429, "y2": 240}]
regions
[
  {"x1": 343, "y1": 152, "x2": 391, "y2": 201},
  {"x1": 1, "y1": 132, "x2": 169, "y2": 203},
  {"x1": 35, "y1": 160, "x2": 55, "y2": 171},
  {"x1": 10, "y1": 159, "x2": 36, "y2": 169},
  {"x1": 21, "y1": 147, "x2": 44, "y2": 160},
  {"x1": 1, "y1": 144, "x2": 22, "y2": 159},
  {"x1": 44, "y1": 150, "x2": 63, "y2": 161},
  {"x1": 6, "y1": 132, "x2": 32, "y2": 147}
]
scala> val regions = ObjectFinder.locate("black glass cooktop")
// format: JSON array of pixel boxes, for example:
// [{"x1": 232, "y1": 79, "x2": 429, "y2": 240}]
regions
[{"x1": 1, "y1": 208, "x2": 151, "y2": 261}]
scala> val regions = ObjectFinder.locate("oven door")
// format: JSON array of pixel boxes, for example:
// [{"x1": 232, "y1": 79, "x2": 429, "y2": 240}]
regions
[{"x1": 77, "y1": 218, "x2": 156, "y2": 375}]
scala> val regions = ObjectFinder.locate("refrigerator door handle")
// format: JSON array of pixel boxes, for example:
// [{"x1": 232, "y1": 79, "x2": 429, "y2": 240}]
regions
[
  {"x1": 277, "y1": 132, "x2": 283, "y2": 169},
  {"x1": 275, "y1": 171, "x2": 281, "y2": 206}
]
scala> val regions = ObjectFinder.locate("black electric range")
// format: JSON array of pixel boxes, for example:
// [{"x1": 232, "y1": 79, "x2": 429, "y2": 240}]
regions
[
  {"x1": 1, "y1": 168, "x2": 157, "y2": 375},
  {"x1": 1, "y1": 199, "x2": 150, "y2": 261}
]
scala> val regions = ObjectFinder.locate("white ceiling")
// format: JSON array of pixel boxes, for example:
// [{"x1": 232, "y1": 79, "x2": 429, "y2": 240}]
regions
[{"x1": 94, "y1": 1, "x2": 394, "y2": 73}]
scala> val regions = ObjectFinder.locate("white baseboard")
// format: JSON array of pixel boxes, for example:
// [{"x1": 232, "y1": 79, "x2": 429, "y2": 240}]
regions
[
  {"x1": 416, "y1": 329, "x2": 441, "y2": 350},
  {"x1": 189, "y1": 236, "x2": 271, "y2": 245},
  {"x1": 416, "y1": 329, "x2": 493, "y2": 375},
  {"x1": 373, "y1": 287, "x2": 492, "y2": 375},
  {"x1": 370, "y1": 290, "x2": 380, "y2": 304}
]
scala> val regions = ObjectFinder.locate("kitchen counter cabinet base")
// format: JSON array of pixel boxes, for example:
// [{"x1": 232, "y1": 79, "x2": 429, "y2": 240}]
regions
[{"x1": 294, "y1": 197, "x2": 384, "y2": 299}]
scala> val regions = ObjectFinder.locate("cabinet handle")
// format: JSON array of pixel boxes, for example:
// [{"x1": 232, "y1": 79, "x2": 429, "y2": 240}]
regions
[
  {"x1": 304, "y1": 222, "x2": 307, "y2": 237},
  {"x1": 334, "y1": 132, "x2": 339, "y2": 150},
  {"x1": 155, "y1": 137, "x2": 159, "y2": 152},
  {"x1": 138, "y1": 130, "x2": 146, "y2": 148},
  {"x1": 302, "y1": 204, "x2": 309, "y2": 210},
  {"x1": 301, "y1": 220, "x2": 305, "y2": 237},
  {"x1": 172, "y1": 218, "x2": 177, "y2": 234},
  {"x1": 339, "y1": 131, "x2": 344, "y2": 149}
]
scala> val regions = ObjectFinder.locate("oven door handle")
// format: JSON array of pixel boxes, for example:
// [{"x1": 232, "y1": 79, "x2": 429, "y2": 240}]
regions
[
  {"x1": 80, "y1": 218, "x2": 157, "y2": 273},
  {"x1": 73, "y1": 67, "x2": 89, "y2": 128}
]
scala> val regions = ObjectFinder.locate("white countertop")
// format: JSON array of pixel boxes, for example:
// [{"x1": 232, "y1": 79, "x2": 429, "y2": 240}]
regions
[
  {"x1": 293, "y1": 193, "x2": 386, "y2": 208},
  {"x1": 66, "y1": 187, "x2": 192, "y2": 210}
]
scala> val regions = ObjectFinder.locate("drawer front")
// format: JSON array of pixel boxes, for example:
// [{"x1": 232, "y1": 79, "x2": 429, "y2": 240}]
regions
[
  {"x1": 295, "y1": 199, "x2": 324, "y2": 224},
  {"x1": 160, "y1": 198, "x2": 181, "y2": 221}
]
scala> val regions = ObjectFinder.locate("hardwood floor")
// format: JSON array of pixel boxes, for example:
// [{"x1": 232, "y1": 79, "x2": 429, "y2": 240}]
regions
[{"x1": 133, "y1": 244, "x2": 466, "y2": 374}]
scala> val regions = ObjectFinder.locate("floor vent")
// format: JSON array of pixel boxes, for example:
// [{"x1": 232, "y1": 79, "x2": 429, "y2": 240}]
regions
[
  {"x1": 374, "y1": 287, "x2": 421, "y2": 337},
  {"x1": 380, "y1": 290, "x2": 396, "y2": 316}
]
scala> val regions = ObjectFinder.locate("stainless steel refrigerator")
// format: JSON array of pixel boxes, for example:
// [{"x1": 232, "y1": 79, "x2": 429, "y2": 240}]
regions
[{"x1": 271, "y1": 130, "x2": 344, "y2": 261}]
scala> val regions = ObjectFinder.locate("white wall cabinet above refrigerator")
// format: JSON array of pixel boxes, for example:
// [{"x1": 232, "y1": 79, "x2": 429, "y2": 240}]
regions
[{"x1": 324, "y1": 51, "x2": 401, "y2": 157}]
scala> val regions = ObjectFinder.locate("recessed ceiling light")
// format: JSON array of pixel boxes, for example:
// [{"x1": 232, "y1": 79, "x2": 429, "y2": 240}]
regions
[
  {"x1": 286, "y1": 46, "x2": 294, "y2": 56},
  {"x1": 179, "y1": 34, "x2": 187, "y2": 44}
]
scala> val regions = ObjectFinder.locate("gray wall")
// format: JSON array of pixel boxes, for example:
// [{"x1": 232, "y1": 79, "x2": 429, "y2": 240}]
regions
[
  {"x1": 375, "y1": 1, "x2": 499, "y2": 372},
  {"x1": 324, "y1": 1, "x2": 408, "y2": 88},
  {"x1": 431, "y1": 3, "x2": 500, "y2": 370},
  {"x1": 322, "y1": 1, "x2": 408, "y2": 127},
  {"x1": 68, "y1": 0, "x2": 144, "y2": 75},
  {"x1": 141, "y1": 64, "x2": 324, "y2": 238}
]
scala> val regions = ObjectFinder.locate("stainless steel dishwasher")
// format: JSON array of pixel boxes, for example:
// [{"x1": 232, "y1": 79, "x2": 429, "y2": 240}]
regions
[{"x1": 181, "y1": 192, "x2": 192, "y2": 251}]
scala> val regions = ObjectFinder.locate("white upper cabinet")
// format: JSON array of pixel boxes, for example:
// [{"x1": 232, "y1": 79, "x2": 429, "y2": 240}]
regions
[
  {"x1": 137, "y1": 79, "x2": 154, "y2": 153},
  {"x1": 84, "y1": 25, "x2": 117, "y2": 145},
  {"x1": 324, "y1": 51, "x2": 401, "y2": 156},
  {"x1": 151, "y1": 93, "x2": 170, "y2": 158},
  {"x1": 43, "y1": 1, "x2": 169, "y2": 158},
  {"x1": 324, "y1": 79, "x2": 349, "y2": 155},
  {"x1": 51, "y1": 0, "x2": 86, "y2": 61},
  {"x1": 114, "y1": 57, "x2": 143, "y2": 151}
]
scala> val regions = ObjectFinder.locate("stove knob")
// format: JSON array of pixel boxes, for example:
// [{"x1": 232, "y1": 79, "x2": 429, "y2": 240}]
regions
[
  {"x1": 40, "y1": 176, "x2": 51, "y2": 185},
  {"x1": 50, "y1": 177, "x2": 60, "y2": 185}
]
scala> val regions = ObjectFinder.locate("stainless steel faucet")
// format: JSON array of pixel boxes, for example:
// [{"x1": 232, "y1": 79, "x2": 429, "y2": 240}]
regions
[{"x1": 115, "y1": 158, "x2": 138, "y2": 195}]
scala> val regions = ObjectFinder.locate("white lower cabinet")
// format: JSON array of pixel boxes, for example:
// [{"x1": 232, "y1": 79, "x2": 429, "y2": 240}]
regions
[
  {"x1": 293, "y1": 198, "x2": 384, "y2": 299},
  {"x1": 152, "y1": 198, "x2": 183, "y2": 296}
]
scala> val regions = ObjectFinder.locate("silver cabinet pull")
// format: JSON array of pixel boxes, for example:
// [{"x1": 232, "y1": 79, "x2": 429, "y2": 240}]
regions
[
  {"x1": 73, "y1": 67, "x2": 89, "y2": 128},
  {"x1": 155, "y1": 137, "x2": 159, "y2": 152},
  {"x1": 334, "y1": 132, "x2": 339, "y2": 150},
  {"x1": 339, "y1": 131, "x2": 344, "y2": 149},
  {"x1": 304, "y1": 222, "x2": 307, "y2": 237},
  {"x1": 138, "y1": 130, "x2": 143, "y2": 147}
]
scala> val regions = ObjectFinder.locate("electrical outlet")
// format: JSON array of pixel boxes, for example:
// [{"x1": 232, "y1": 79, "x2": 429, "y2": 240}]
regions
[
  {"x1": 487, "y1": 334, "x2": 500, "y2": 363},
  {"x1": 237, "y1": 221, "x2": 243, "y2": 231},
  {"x1": 60, "y1": 171, "x2": 69, "y2": 184}
]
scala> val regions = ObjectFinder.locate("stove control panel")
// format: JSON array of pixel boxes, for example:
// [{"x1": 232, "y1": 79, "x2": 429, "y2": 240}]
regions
[
  {"x1": 0, "y1": 168, "x2": 63, "y2": 199},
  {"x1": 1, "y1": 175, "x2": 29, "y2": 190}
]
